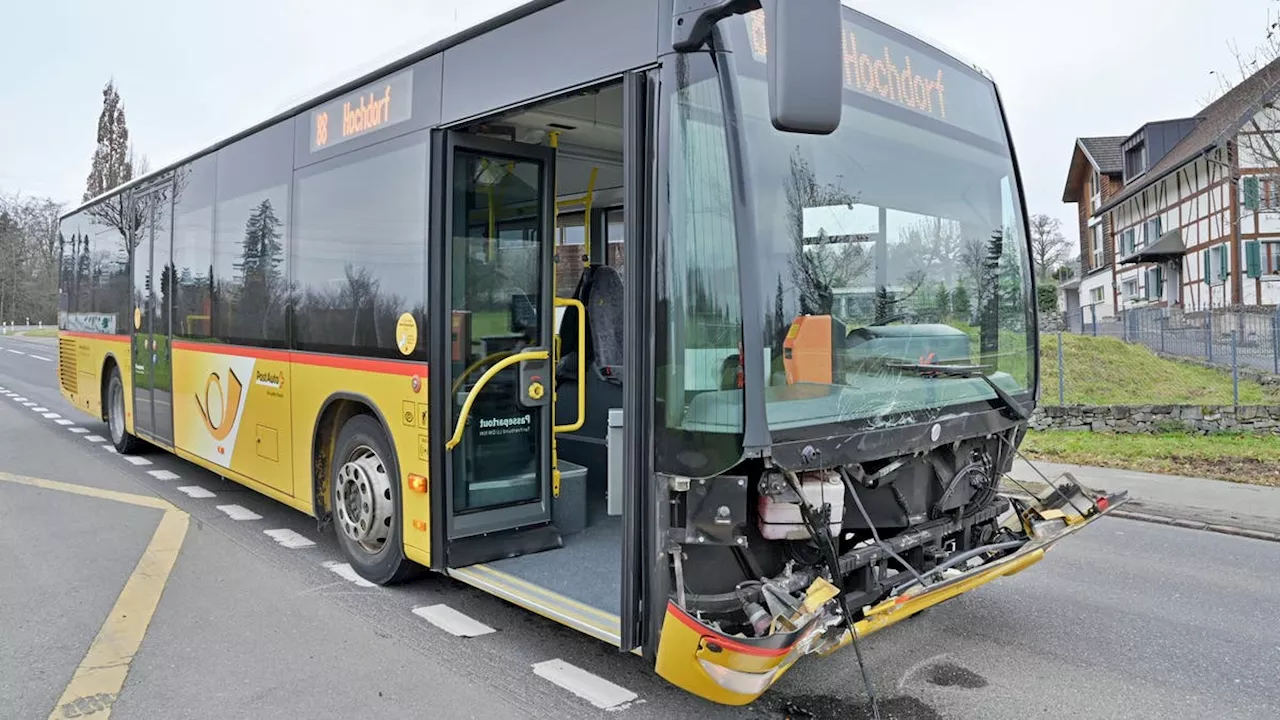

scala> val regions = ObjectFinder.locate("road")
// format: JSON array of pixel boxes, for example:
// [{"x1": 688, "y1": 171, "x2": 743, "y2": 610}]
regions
[{"x1": 2, "y1": 331, "x2": 1278, "y2": 719}]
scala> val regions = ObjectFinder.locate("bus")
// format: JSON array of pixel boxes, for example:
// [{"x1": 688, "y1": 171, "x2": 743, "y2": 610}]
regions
[{"x1": 56, "y1": 0, "x2": 1124, "y2": 706}]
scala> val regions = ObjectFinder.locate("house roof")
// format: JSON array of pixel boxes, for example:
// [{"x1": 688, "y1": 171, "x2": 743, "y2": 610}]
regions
[
  {"x1": 1080, "y1": 136, "x2": 1125, "y2": 174},
  {"x1": 1062, "y1": 136, "x2": 1125, "y2": 202},
  {"x1": 1096, "y1": 55, "x2": 1280, "y2": 216},
  {"x1": 1118, "y1": 228, "x2": 1185, "y2": 265}
]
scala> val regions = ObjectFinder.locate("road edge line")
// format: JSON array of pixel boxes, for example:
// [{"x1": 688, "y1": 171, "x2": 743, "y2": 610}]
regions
[
  {"x1": 1110, "y1": 509, "x2": 1280, "y2": 543},
  {"x1": 47, "y1": 509, "x2": 190, "y2": 719}
]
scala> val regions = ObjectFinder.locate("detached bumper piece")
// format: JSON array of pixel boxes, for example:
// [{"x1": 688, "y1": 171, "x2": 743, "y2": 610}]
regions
[{"x1": 655, "y1": 473, "x2": 1128, "y2": 705}]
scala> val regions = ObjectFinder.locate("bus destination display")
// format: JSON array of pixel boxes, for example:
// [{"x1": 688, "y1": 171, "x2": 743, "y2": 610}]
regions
[{"x1": 310, "y1": 70, "x2": 414, "y2": 152}]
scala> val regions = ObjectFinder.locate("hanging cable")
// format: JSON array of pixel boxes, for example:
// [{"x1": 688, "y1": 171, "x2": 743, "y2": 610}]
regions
[{"x1": 782, "y1": 470, "x2": 881, "y2": 720}]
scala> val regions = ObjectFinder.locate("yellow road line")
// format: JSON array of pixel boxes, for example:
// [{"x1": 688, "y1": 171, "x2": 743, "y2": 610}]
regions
[
  {"x1": 0, "y1": 470, "x2": 189, "y2": 719},
  {"x1": 0, "y1": 470, "x2": 172, "y2": 510}
]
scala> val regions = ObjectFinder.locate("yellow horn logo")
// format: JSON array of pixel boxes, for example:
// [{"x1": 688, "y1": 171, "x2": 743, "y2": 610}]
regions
[{"x1": 196, "y1": 369, "x2": 243, "y2": 441}]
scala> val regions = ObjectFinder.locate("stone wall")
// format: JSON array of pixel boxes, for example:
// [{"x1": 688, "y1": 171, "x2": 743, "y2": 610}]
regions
[{"x1": 1031, "y1": 404, "x2": 1280, "y2": 434}]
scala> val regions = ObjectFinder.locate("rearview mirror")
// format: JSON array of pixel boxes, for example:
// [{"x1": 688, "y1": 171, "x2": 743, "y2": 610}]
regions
[{"x1": 760, "y1": 0, "x2": 843, "y2": 134}]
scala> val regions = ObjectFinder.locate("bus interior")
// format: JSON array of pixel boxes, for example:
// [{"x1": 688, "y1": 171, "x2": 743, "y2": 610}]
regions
[{"x1": 448, "y1": 79, "x2": 628, "y2": 621}]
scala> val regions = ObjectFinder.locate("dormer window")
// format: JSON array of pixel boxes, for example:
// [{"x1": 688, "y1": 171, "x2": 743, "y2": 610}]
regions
[{"x1": 1124, "y1": 141, "x2": 1147, "y2": 181}]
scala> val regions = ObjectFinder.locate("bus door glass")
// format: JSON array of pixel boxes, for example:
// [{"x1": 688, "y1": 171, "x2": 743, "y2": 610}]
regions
[
  {"x1": 442, "y1": 134, "x2": 558, "y2": 541},
  {"x1": 130, "y1": 180, "x2": 175, "y2": 445}
]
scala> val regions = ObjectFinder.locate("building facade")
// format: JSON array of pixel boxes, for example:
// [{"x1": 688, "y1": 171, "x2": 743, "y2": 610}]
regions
[{"x1": 1063, "y1": 57, "x2": 1280, "y2": 318}]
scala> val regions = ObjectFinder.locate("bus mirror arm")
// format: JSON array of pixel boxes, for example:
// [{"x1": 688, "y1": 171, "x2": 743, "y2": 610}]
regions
[{"x1": 670, "y1": 0, "x2": 844, "y2": 135}]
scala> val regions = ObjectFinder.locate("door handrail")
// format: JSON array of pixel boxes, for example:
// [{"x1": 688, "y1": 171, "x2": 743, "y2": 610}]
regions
[
  {"x1": 445, "y1": 349, "x2": 549, "y2": 451},
  {"x1": 553, "y1": 297, "x2": 586, "y2": 434}
]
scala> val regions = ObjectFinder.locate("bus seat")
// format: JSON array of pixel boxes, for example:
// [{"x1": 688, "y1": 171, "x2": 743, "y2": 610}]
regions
[{"x1": 585, "y1": 264, "x2": 624, "y2": 382}]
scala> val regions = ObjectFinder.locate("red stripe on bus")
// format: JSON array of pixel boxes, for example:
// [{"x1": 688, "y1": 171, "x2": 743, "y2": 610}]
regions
[
  {"x1": 666, "y1": 602, "x2": 792, "y2": 657},
  {"x1": 170, "y1": 340, "x2": 427, "y2": 377},
  {"x1": 60, "y1": 331, "x2": 130, "y2": 344}
]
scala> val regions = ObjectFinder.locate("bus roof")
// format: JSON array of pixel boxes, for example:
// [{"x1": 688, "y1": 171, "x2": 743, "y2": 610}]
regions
[{"x1": 64, "y1": 0, "x2": 566, "y2": 219}]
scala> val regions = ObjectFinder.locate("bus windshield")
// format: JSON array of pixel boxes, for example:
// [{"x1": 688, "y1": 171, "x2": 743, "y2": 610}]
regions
[{"x1": 736, "y1": 7, "x2": 1034, "y2": 437}]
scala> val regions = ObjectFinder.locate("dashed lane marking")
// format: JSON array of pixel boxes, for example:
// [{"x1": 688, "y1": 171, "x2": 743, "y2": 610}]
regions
[
  {"x1": 413, "y1": 604, "x2": 496, "y2": 637},
  {"x1": 123, "y1": 456, "x2": 153, "y2": 466},
  {"x1": 55, "y1": 419, "x2": 74, "y2": 426},
  {"x1": 29, "y1": 355, "x2": 52, "y2": 362},
  {"x1": 264, "y1": 529, "x2": 316, "y2": 549},
  {"x1": 22, "y1": 402, "x2": 36, "y2": 407},
  {"x1": 321, "y1": 561, "x2": 376, "y2": 588},
  {"x1": 13, "y1": 396, "x2": 28, "y2": 401},
  {"x1": 69, "y1": 427, "x2": 88, "y2": 434},
  {"x1": 42, "y1": 413, "x2": 61, "y2": 419},
  {"x1": 6, "y1": 349, "x2": 24, "y2": 355},
  {"x1": 147, "y1": 470, "x2": 180, "y2": 481},
  {"x1": 32, "y1": 406, "x2": 48, "y2": 412},
  {"x1": 531, "y1": 659, "x2": 639, "y2": 710},
  {"x1": 103, "y1": 447, "x2": 118, "y2": 454},
  {"x1": 0, "y1": 472, "x2": 188, "y2": 720},
  {"x1": 176, "y1": 486, "x2": 215, "y2": 499},
  {"x1": 215, "y1": 504, "x2": 262, "y2": 521},
  {"x1": 84, "y1": 435, "x2": 106, "y2": 443}
]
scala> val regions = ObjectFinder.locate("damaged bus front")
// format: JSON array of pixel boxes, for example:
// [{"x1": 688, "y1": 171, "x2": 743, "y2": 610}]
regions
[{"x1": 649, "y1": 1, "x2": 1126, "y2": 704}]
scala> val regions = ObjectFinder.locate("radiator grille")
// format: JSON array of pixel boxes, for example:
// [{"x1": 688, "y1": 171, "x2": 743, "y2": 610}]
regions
[{"x1": 58, "y1": 337, "x2": 78, "y2": 394}]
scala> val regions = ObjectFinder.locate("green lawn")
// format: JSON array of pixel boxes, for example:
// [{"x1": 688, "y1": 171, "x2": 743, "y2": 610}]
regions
[
  {"x1": 1022, "y1": 430, "x2": 1280, "y2": 487},
  {"x1": 1038, "y1": 332, "x2": 1280, "y2": 406},
  {"x1": 18, "y1": 327, "x2": 57, "y2": 338}
]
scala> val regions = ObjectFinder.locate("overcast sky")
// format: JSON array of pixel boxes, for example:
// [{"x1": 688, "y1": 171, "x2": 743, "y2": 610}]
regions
[{"x1": 3, "y1": 0, "x2": 1275, "y2": 254}]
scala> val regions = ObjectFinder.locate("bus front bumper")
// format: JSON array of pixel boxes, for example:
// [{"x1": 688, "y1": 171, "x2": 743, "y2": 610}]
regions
[{"x1": 654, "y1": 485, "x2": 1128, "y2": 706}]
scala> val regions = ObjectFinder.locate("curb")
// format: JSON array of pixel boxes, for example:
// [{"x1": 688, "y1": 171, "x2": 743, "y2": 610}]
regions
[{"x1": 1109, "y1": 508, "x2": 1280, "y2": 543}]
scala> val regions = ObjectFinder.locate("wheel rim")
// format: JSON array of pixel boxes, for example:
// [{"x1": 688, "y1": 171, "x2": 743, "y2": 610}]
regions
[
  {"x1": 109, "y1": 379, "x2": 125, "y2": 445},
  {"x1": 334, "y1": 444, "x2": 394, "y2": 555}
]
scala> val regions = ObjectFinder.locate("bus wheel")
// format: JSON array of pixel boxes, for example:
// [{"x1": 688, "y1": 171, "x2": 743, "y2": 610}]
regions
[
  {"x1": 331, "y1": 414, "x2": 414, "y2": 585},
  {"x1": 106, "y1": 366, "x2": 141, "y2": 454}
]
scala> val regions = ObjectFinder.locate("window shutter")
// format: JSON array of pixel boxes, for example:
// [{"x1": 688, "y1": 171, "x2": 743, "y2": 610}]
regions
[
  {"x1": 1246, "y1": 240, "x2": 1262, "y2": 279},
  {"x1": 1218, "y1": 245, "x2": 1230, "y2": 280},
  {"x1": 1204, "y1": 249, "x2": 1211, "y2": 283},
  {"x1": 1155, "y1": 265, "x2": 1164, "y2": 297}
]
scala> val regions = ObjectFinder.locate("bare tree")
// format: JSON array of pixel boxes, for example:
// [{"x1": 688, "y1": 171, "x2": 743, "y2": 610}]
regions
[
  {"x1": 1027, "y1": 213, "x2": 1068, "y2": 282},
  {"x1": 1207, "y1": 2, "x2": 1280, "y2": 170}
]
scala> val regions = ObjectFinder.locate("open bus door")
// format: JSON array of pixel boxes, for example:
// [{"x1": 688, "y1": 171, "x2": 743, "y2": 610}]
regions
[{"x1": 434, "y1": 131, "x2": 562, "y2": 562}]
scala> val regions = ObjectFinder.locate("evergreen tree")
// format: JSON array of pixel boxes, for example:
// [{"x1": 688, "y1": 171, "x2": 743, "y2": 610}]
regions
[
  {"x1": 233, "y1": 199, "x2": 285, "y2": 339},
  {"x1": 83, "y1": 81, "x2": 133, "y2": 202}
]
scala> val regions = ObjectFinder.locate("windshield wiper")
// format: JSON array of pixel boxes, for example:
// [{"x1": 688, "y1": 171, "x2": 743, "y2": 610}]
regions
[{"x1": 885, "y1": 362, "x2": 1030, "y2": 421}]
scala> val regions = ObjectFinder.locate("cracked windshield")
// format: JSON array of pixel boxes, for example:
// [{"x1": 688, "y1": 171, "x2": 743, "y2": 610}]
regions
[{"x1": 742, "y1": 8, "x2": 1034, "y2": 433}]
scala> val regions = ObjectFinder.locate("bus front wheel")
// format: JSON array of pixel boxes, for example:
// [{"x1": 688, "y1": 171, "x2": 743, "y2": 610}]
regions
[{"x1": 330, "y1": 414, "x2": 415, "y2": 585}]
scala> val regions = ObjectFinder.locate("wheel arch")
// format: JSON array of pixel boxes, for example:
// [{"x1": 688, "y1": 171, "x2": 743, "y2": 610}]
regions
[{"x1": 309, "y1": 392, "x2": 400, "y2": 531}]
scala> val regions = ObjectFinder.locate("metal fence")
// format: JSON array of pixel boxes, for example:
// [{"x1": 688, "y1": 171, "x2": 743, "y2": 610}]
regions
[{"x1": 1061, "y1": 304, "x2": 1280, "y2": 377}]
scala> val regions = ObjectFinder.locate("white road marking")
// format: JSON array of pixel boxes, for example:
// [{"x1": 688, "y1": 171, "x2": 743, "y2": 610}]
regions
[
  {"x1": 412, "y1": 604, "x2": 496, "y2": 638},
  {"x1": 55, "y1": 419, "x2": 74, "y2": 426},
  {"x1": 176, "y1": 486, "x2": 215, "y2": 499},
  {"x1": 84, "y1": 435, "x2": 106, "y2": 442},
  {"x1": 6, "y1": 349, "x2": 24, "y2": 355},
  {"x1": 531, "y1": 659, "x2": 638, "y2": 710},
  {"x1": 264, "y1": 529, "x2": 316, "y2": 549},
  {"x1": 12, "y1": 396, "x2": 27, "y2": 401},
  {"x1": 102, "y1": 446, "x2": 118, "y2": 454},
  {"x1": 216, "y1": 504, "x2": 262, "y2": 521},
  {"x1": 148, "y1": 469, "x2": 180, "y2": 481},
  {"x1": 42, "y1": 413, "x2": 61, "y2": 419},
  {"x1": 31, "y1": 407, "x2": 48, "y2": 412},
  {"x1": 22, "y1": 402, "x2": 36, "y2": 407},
  {"x1": 29, "y1": 355, "x2": 52, "y2": 362},
  {"x1": 69, "y1": 427, "x2": 88, "y2": 434},
  {"x1": 123, "y1": 456, "x2": 152, "y2": 466},
  {"x1": 321, "y1": 561, "x2": 376, "y2": 588}
]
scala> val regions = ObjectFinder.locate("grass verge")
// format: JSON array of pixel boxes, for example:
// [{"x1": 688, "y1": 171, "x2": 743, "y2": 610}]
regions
[
  {"x1": 16, "y1": 327, "x2": 56, "y2": 338},
  {"x1": 1021, "y1": 430, "x2": 1280, "y2": 487},
  {"x1": 1040, "y1": 332, "x2": 1280, "y2": 405}
]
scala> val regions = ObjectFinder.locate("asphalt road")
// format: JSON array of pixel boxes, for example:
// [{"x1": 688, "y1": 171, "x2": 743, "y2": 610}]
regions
[{"x1": 2, "y1": 331, "x2": 1278, "y2": 719}]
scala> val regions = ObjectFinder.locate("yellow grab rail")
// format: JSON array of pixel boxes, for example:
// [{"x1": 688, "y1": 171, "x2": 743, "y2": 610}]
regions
[
  {"x1": 553, "y1": 297, "x2": 586, "y2": 434},
  {"x1": 445, "y1": 349, "x2": 549, "y2": 451}
]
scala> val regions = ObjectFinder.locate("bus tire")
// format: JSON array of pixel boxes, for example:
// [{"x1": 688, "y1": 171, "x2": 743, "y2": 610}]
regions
[
  {"x1": 330, "y1": 414, "x2": 415, "y2": 585},
  {"x1": 106, "y1": 365, "x2": 141, "y2": 454}
]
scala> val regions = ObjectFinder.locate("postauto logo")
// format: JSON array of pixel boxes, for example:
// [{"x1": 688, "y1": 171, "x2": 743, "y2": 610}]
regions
[{"x1": 195, "y1": 369, "x2": 244, "y2": 450}]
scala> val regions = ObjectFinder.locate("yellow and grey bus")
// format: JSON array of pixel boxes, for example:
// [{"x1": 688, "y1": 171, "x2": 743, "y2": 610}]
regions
[{"x1": 56, "y1": 0, "x2": 1122, "y2": 705}]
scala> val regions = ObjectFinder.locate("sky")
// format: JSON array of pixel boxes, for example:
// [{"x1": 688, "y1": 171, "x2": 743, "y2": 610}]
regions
[{"x1": 2, "y1": 0, "x2": 1276, "y2": 256}]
